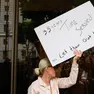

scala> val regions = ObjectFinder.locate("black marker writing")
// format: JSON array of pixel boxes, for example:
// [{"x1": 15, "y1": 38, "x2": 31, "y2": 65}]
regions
[
  {"x1": 43, "y1": 27, "x2": 51, "y2": 35},
  {"x1": 69, "y1": 44, "x2": 80, "y2": 51},
  {"x1": 76, "y1": 14, "x2": 92, "y2": 36},
  {"x1": 60, "y1": 19, "x2": 78, "y2": 31},
  {"x1": 92, "y1": 31, "x2": 94, "y2": 34},
  {"x1": 43, "y1": 30, "x2": 47, "y2": 35},
  {"x1": 43, "y1": 20, "x2": 62, "y2": 36},
  {"x1": 59, "y1": 49, "x2": 67, "y2": 58},
  {"x1": 69, "y1": 20, "x2": 77, "y2": 28},
  {"x1": 60, "y1": 19, "x2": 69, "y2": 31},
  {"x1": 82, "y1": 35, "x2": 91, "y2": 42}
]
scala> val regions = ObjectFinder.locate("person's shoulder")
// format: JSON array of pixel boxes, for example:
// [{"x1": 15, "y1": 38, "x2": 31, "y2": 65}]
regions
[
  {"x1": 27, "y1": 79, "x2": 39, "y2": 93},
  {"x1": 28, "y1": 79, "x2": 39, "y2": 89},
  {"x1": 32, "y1": 79, "x2": 39, "y2": 86}
]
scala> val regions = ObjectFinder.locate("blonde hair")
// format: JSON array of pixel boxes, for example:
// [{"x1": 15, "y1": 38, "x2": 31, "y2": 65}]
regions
[{"x1": 34, "y1": 58, "x2": 51, "y2": 75}]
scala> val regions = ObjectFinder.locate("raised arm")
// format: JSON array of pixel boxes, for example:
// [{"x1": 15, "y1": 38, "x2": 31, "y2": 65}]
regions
[{"x1": 57, "y1": 50, "x2": 83, "y2": 88}]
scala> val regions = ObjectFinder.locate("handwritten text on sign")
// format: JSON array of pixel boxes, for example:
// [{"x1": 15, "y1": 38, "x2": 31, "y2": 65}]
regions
[{"x1": 34, "y1": 1, "x2": 94, "y2": 66}]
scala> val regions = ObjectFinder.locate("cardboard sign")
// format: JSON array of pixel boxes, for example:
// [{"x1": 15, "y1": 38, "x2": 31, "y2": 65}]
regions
[{"x1": 34, "y1": 1, "x2": 94, "y2": 66}]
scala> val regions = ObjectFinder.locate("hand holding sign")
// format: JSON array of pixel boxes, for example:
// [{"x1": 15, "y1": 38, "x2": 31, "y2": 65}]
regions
[
  {"x1": 73, "y1": 50, "x2": 83, "y2": 62},
  {"x1": 35, "y1": 1, "x2": 94, "y2": 66}
]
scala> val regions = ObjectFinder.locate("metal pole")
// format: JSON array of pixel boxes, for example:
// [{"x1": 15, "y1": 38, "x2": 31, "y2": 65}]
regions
[{"x1": 11, "y1": 0, "x2": 19, "y2": 94}]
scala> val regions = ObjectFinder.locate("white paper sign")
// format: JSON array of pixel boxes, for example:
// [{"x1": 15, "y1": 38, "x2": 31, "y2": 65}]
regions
[{"x1": 34, "y1": 1, "x2": 94, "y2": 66}]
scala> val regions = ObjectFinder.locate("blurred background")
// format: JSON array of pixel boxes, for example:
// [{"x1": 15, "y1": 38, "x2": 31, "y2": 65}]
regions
[{"x1": 0, "y1": 0, "x2": 94, "y2": 94}]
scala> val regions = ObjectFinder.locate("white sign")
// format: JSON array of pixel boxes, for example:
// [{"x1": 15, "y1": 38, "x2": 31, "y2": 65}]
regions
[{"x1": 34, "y1": 1, "x2": 94, "y2": 66}]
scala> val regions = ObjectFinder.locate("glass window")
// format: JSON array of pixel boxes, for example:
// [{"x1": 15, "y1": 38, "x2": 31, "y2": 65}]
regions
[
  {"x1": 4, "y1": 15, "x2": 9, "y2": 21},
  {"x1": 4, "y1": 24, "x2": 8, "y2": 32},
  {"x1": 5, "y1": 6, "x2": 9, "y2": 11},
  {"x1": 3, "y1": 38, "x2": 8, "y2": 45}
]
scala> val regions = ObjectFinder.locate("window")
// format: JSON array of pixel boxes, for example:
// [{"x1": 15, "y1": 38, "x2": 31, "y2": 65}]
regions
[
  {"x1": 5, "y1": 6, "x2": 9, "y2": 11},
  {"x1": 3, "y1": 38, "x2": 8, "y2": 45},
  {"x1": 3, "y1": 50, "x2": 8, "y2": 59},
  {"x1": 4, "y1": 15, "x2": 9, "y2": 21},
  {"x1": 4, "y1": 24, "x2": 8, "y2": 32},
  {"x1": 4, "y1": 24, "x2": 6, "y2": 32}
]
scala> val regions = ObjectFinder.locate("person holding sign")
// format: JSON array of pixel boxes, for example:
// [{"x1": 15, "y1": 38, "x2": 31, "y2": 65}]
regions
[{"x1": 27, "y1": 50, "x2": 82, "y2": 94}]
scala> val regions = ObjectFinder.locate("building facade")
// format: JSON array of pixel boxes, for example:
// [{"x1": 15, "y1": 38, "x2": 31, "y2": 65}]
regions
[{"x1": 0, "y1": 0, "x2": 23, "y2": 62}]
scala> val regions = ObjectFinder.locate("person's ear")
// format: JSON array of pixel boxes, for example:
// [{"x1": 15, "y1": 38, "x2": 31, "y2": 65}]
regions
[{"x1": 45, "y1": 67, "x2": 49, "y2": 72}]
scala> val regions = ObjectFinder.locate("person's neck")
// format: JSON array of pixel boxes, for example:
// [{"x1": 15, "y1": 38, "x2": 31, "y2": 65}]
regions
[{"x1": 41, "y1": 74, "x2": 51, "y2": 86}]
